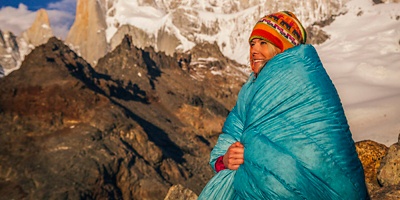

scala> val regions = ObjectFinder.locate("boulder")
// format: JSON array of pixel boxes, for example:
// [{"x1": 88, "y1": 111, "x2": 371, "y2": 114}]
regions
[{"x1": 164, "y1": 184, "x2": 198, "y2": 200}]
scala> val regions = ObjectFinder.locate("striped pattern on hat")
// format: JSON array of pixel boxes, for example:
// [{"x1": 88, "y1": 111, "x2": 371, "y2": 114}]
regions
[{"x1": 249, "y1": 11, "x2": 307, "y2": 52}]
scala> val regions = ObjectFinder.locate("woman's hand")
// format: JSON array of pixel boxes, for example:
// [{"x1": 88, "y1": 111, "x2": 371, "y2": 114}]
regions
[{"x1": 223, "y1": 142, "x2": 244, "y2": 170}]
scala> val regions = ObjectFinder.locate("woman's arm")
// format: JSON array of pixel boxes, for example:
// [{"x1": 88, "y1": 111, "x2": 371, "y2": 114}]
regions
[
  {"x1": 210, "y1": 106, "x2": 244, "y2": 172},
  {"x1": 209, "y1": 75, "x2": 253, "y2": 173}
]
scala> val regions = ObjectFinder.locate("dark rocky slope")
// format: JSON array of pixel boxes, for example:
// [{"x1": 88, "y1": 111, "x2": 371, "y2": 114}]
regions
[{"x1": 0, "y1": 36, "x2": 245, "y2": 199}]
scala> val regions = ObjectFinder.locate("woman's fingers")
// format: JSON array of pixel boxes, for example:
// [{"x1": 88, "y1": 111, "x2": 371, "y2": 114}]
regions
[
  {"x1": 228, "y1": 159, "x2": 243, "y2": 170},
  {"x1": 232, "y1": 141, "x2": 244, "y2": 148},
  {"x1": 230, "y1": 164, "x2": 241, "y2": 170},
  {"x1": 229, "y1": 147, "x2": 244, "y2": 155},
  {"x1": 228, "y1": 158, "x2": 244, "y2": 165},
  {"x1": 223, "y1": 142, "x2": 245, "y2": 170},
  {"x1": 228, "y1": 152, "x2": 244, "y2": 164}
]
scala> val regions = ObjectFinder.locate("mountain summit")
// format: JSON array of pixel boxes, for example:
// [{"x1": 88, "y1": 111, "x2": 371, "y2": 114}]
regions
[{"x1": 21, "y1": 9, "x2": 53, "y2": 47}]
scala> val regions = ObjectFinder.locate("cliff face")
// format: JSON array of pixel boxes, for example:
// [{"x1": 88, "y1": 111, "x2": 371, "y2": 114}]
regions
[{"x1": 65, "y1": 0, "x2": 108, "y2": 66}]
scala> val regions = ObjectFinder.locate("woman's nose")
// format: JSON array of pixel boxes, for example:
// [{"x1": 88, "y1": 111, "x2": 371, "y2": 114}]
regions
[{"x1": 251, "y1": 45, "x2": 260, "y2": 55}]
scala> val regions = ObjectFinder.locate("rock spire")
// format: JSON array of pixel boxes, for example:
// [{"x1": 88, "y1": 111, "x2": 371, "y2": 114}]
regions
[
  {"x1": 21, "y1": 9, "x2": 53, "y2": 47},
  {"x1": 66, "y1": 0, "x2": 108, "y2": 66}
]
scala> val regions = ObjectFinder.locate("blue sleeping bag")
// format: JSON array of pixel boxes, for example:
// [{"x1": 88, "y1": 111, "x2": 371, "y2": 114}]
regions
[{"x1": 199, "y1": 45, "x2": 367, "y2": 199}]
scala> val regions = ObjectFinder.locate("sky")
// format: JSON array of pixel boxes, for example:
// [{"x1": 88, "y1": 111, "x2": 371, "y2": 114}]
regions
[{"x1": 0, "y1": 0, "x2": 76, "y2": 38}]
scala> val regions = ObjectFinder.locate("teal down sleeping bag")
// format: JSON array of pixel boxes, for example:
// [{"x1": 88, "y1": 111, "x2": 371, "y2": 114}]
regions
[{"x1": 198, "y1": 45, "x2": 368, "y2": 200}]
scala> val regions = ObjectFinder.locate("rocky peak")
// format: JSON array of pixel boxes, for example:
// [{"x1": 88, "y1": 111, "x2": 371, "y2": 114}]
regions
[
  {"x1": 66, "y1": 0, "x2": 108, "y2": 66},
  {"x1": 110, "y1": 25, "x2": 155, "y2": 52},
  {"x1": 21, "y1": 9, "x2": 53, "y2": 47},
  {"x1": 7, "y1": 37, "x2": 94, "y2": 87}
]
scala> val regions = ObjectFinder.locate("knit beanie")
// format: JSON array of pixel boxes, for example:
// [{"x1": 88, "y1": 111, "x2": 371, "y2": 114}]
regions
[{"x1": 249, "y1": 11, "x2": 307, "y2": 52}]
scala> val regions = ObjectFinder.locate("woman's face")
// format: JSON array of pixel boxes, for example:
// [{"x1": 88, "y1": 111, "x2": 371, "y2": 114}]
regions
[{"x1": 250, "y1": 38, "x2": 279, "y2": 75}]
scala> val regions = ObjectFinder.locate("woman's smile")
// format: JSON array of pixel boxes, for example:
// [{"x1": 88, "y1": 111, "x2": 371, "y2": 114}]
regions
[
  {"x1": 250, "y1": 38, "x2": 280, "y2": 75},
  {"x1": 251, "y1": 59, "x2": 267, "y2": 72}
]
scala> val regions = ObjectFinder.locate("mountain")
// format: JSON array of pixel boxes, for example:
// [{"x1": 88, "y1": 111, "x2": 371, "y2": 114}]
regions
[
  {"x1": 105, "y1": 0, "x2": 347, "y2": 64},
  {"x1": 1, "y1": 0, "x2": 346, "y2": 74},
  {"x1": 0, "y1": 9, "x2": 54, "y2": 76},
  {"x1": 0, "y1": 33, "x2": 247, "y2": 199},
  {"x1": 64, "y1": 0, "x2": 348, "y2": 66}
]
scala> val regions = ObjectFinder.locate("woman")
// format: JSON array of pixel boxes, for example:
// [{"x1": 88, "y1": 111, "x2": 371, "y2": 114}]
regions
[{"x1": 199, "y1": 11, "x2": 368, "y2": 199}]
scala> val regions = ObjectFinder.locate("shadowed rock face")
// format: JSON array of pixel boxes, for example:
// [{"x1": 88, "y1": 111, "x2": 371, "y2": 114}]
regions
[{"x1": 0, "y1": 36, "x2": 245, "y2": 199}]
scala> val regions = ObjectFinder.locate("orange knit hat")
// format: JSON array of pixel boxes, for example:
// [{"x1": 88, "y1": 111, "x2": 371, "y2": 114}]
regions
[{"x1": 249, "y1": 11, "x2": 307, "y2": 52}]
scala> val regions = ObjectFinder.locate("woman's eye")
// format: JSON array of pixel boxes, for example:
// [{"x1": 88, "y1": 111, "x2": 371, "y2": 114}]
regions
[{"x1": 260, "y1": 41, "x2": 267, "y2": 45}]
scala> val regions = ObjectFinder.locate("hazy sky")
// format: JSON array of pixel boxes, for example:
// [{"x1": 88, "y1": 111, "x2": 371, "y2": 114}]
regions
[{"x1": 0, "y1": 0, "x2": 76, "y2": 38}]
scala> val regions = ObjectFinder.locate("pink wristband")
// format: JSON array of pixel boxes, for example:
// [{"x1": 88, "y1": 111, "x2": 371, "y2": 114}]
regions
[{"x1": 215, "y1": 156, "x2": 226, "y2": 172}]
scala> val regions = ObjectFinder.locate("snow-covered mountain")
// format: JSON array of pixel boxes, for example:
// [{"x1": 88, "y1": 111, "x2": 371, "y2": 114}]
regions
[
  {"x1": 2, "y1": 0, "x2": 349, "y2": 71},
  {"x1": 66, "y1": 0, "x2": 348, "y2": 66},
  {"x1": 122, "y1": 0, "x2": 345, "y2": 54},
  {"x1": 103, "y1": 0, "x2": 347, "y2": 62}
]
